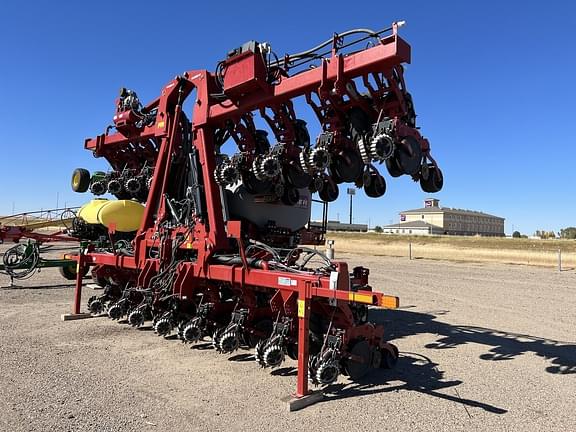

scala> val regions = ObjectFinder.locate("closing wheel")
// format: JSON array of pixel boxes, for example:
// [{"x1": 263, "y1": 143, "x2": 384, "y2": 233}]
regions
[
  {"x1": 71, "y1": 168, "x2": 91, "y2": 193},
  {"x1": 420, "y1": 165, "x2": 444, "y2": 193},
  {"x1": 344, "y1": 340, "x2": 372, "y2": 380},
  {"x1": 363, "y1": 171, "x2": 386, "y2": 198},
  {"x1": 263, "y1": 343, "x2": 285, "y2": 368},
  {"x1": 316, "y1": 362, "x2": 340, "y2": 385},
  {"x1": 330, "y1": 150, "x2": 363, "y2": 183},
  {"x1": 396, "y1": 136, "x2": 422, "y2": 175},
  {"x1": 318, "y1": 178, "x2": 339, "y2": 202}
]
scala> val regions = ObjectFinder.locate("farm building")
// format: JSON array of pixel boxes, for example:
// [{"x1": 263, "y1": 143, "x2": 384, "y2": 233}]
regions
[{"x1": 382, "y1": 199, "x2": 505, "y2": 236}]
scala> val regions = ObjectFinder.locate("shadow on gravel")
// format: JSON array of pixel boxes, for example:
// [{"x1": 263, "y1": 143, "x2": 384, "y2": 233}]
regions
[
  {"x1": 190, "y1": 342, "x2": 213, "y2": 350},
  {"x1": 271, "y1": 366, "x2": 297, "y2": 377},
  {"x1": 374, "y1": 309, "x2": 576, "y2": 375},
  {"x1": 228, "y1": 353, "x2": 254, "y2": 362},
  {"x1": 324, "y1": 352, "x2": 508, "y2": 414},
  {"x1": 0, "y1": 283, "x2": 76, "y2": 290}
]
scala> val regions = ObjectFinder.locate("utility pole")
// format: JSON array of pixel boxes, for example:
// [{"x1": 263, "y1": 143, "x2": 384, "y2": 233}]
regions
[
  {"x1": 56, "y1": 192, "x2": 59, "y2": 209},
  {"x1": 347, "y1": 188, "x2": 356, "y2": 224},
  {"x1": 12, "y1": 201, "x2": 15, "y2": 215}
]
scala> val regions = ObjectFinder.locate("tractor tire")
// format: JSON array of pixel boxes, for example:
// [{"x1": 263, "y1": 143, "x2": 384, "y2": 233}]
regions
[{"x1": 71, "y1": 168, "x2": 91, "y2": 193}]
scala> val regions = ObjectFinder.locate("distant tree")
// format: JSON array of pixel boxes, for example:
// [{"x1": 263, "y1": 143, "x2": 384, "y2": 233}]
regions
[
  {"x1": 535, "y1": 230, "x2": 556, "y2": 239},
  {"x1": 374, "y1": 225, "x2": 383, "y2": 233},
  {"x1": 512, "y1": 231, "x2": 521, "y2": 238},
  {"x1": 560, "y1": 227, "x2": 576, "y2": 239}
]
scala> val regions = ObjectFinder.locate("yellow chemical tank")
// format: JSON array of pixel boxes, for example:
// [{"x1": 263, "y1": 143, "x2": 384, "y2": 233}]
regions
[{"x1": 77, "y1": 199, "x2": 145, "y2": 232}]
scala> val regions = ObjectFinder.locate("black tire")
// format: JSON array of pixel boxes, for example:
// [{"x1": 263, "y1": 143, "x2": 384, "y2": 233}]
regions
[
  {"x1": 71, "y1": 168, "x2": 91, "y2": 193},
  {"x1": 385, "y1": 157, "x2": 404, "y2": 178},
  {"x1": 396, "y1": 136, "x2": 422, "y2": 175},
  {"x1": 330, "y1": 150, "x2": 363, "y2": 183},
  {"x1": 318, "y1": 178, "x2": 339, "y2": 202},
  {"x1": 420, "y1": 165, "x2": 444, "y2": 193},
  {"x1": 363, "y1": 172, "x2": 386, "y2": 198},
  {"x1": 344, "y1": 340, "x2": 372, "y2": 380},
  {"x1": 59, "y1": 263, "x2": 89, "y2": 280}
]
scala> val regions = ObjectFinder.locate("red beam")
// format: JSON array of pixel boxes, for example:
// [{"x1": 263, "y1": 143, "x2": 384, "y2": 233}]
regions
[{"x1": 205, "y1": 37, "x2": 411, "y2": 124}]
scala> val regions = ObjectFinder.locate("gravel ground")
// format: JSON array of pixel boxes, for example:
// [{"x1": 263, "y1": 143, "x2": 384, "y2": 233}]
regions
[{"x1": 0, "y1": 248, "x2": 575, "y2": 432}]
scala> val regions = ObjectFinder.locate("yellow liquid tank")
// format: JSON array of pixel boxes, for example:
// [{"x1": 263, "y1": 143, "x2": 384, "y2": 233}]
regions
[{"x1": 77, "y1": 199, "x2": 145, "y2": 232}]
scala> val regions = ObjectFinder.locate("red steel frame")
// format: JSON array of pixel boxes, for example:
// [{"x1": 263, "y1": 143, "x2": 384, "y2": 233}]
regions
[{"x1": 72, "y1": 25, "x2": 412, "y2": 398}]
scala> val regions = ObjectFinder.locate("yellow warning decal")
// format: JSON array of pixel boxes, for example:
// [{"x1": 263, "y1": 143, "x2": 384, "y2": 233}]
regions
[
  {"x1": 157, "y1": 121, "x2": 165, "y2": 129},
  {"x1": 297, "y1": 299, "x2": 306, "y2": 318}
]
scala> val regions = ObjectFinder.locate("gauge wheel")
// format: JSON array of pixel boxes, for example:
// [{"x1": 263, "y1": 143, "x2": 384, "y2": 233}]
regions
[
  {"x1": 420, "y1": 165, "x2": 444, "y2": 193},
  {"x1": 318, "y1": 178, "x2": 339, "y2": 202},
  {"x1": 363, "y1": 171, "x2": 387, "y2": 198}
]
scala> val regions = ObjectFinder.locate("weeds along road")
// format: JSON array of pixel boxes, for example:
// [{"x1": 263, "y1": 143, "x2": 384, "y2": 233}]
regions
[{"x1": 0, "y1": 250, "x2": 574, "y2": 431}]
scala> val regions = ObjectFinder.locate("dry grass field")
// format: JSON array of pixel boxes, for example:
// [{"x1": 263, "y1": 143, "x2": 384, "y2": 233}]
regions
[{"x1": 327, "y1": 233, "x2": 576, "y2": 268}]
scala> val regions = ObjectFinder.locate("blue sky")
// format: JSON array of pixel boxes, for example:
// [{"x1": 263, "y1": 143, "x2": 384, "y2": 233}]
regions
[{"x1": 0, "y1": 1, "x2": 574, "y2": 235}]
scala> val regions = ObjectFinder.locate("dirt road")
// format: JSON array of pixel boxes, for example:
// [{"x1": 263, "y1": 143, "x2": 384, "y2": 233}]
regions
[{"x1": 0, "y1": 253, "x2": 574, "y2": 431}]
